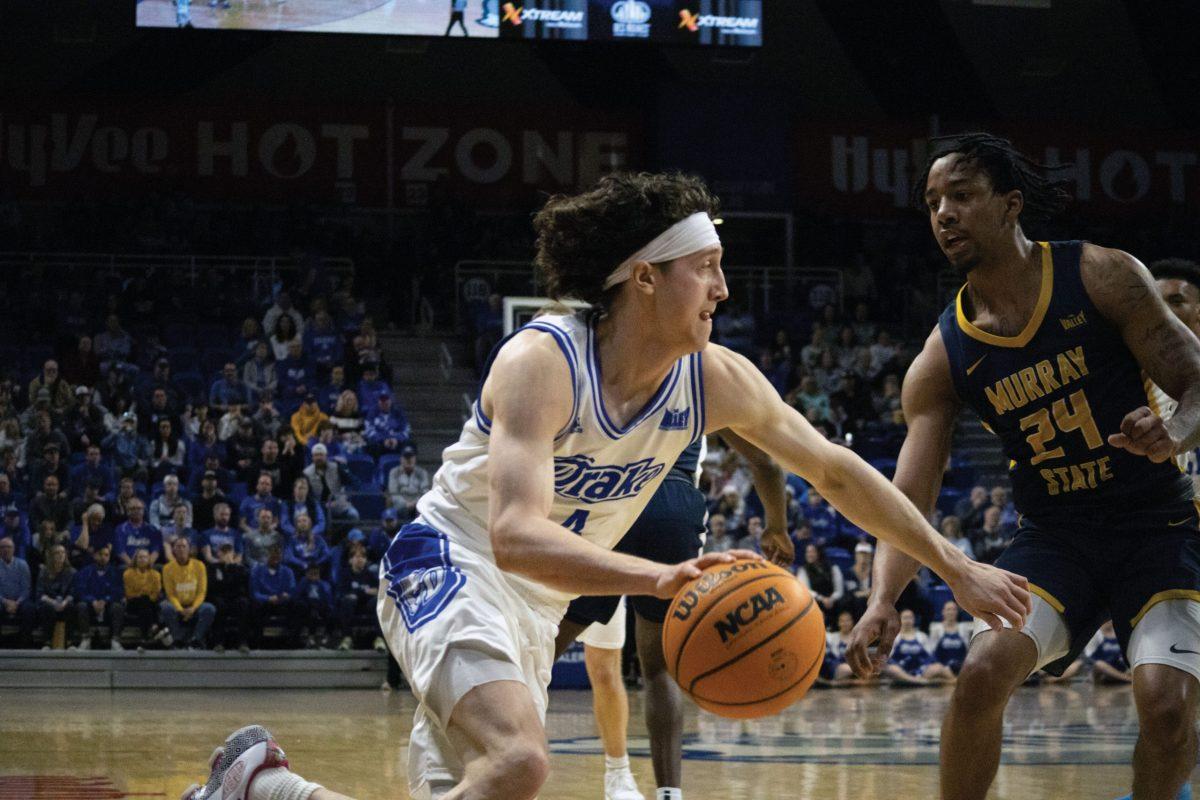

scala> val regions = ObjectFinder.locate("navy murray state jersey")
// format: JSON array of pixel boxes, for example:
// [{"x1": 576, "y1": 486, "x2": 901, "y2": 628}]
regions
[{"x1": 938, "y1": 241, "x2": 1193, "y2": 521}]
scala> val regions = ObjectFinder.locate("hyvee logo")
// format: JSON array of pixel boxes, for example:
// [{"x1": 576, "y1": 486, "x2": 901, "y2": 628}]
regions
[
  {"x1": 678, "y1": 9, "x2": 760, "y2": 34},
  {"x1": 502, "y1": 2, "x2": 584, "y2": 26},
  {"x1": 610, "y1": 0, "x2": 650, "y2": 37}
]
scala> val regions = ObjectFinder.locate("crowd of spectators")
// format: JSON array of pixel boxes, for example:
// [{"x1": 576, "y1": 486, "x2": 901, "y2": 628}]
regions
[{"x1": 0, "y1": 265, "x2": 432, "y2": 651}]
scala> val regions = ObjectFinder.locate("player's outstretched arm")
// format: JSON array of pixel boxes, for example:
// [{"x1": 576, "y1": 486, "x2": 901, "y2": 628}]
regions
[
  {"x1": 703, "y1": 344, "x2": 1030, "y2": 632},
  {"x1": 483, "y1": 332, "x2": 753, "y2": 599},
  {"x1": 1082, "y1": 244, "x2": 1200, "y2": 459},
  {"x1": 719, "y1": 429, "x2": 793, "y2": 567},
  {"x1": 848, "y1": 329, "x2": 962, "y2": 676}
]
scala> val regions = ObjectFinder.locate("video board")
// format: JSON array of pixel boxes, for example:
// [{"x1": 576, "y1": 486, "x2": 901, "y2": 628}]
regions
[{"x1": 135, "y1": 0, "x2": 762, "y2": 47}]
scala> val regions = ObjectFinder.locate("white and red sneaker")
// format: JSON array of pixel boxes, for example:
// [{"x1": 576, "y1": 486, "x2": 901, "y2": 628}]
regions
[{"x1": 181, "y1": 725, "x2": 289, "y2": 800}]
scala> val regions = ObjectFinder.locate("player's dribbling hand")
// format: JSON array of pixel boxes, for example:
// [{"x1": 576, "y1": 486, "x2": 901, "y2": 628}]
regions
[
  {"x1": 1108, "y1": 406, "x2": 1178, "y2": 463},
  {"x1": 651, "y1": 550, "x2": 763, "y2": 599},
  {"x1": 760, "y1": 527, "x2": 794, "y2": 569},
  {"x1": 845, "y1": 602, "x2": 900, "y2": 678},
  {"x1": 946, "y1": 560, "x2": 1032, "y2": 633}
]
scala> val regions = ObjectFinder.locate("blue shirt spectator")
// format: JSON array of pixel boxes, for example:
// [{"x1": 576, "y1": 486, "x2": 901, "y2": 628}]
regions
[
  {"x1": 317, "y1": 367, "x2": 348, "y2": 415},
  {"x1": 209, "y1": 363, "x2": 249, "y2": 413},
  {"x1": 356, "y1": 366, "x2": 389, "y2": 415},
  {"x1": 2, "y1": 509, "x2": 31, "y2": 560},
  {"x1": 201, "y1": 516, "x2": 244, "y2": 564},
  {"x1": 72, "y1": 556, "x2": 122, "y2": 603},
  {"x1": 296, "y1": 573, "x2": 333, "y2": 613},
  {"x1": 102, "y1": 414, "x2": 150, "y2": 474},
  {"x1": 279, "y1": 497, "x2": 327, "y2": 539},
  {"x1": 302, "y1": 312, "x2": 344, "y2": 374},
  {"x1": 276, "y1": 342, "x2": 314, "y2": 414},
  {"x1": 802, "y1": 491, "x2": 841, "y2": 549},
  {"x1": 284, "y1": 519, "x2": 332, "y2": 578},
  {"x1": 239, "y1": 475, "x2": 282, "y2": 533},
  {"x1": 364, "y1": 392, "x2": 411, "y2": 452},
  {"x1": 114, "y1": 506, "x2": 164, "y2": 566},
  {"x1": 0, "y1": 538, "x2": 32, "y2": 603},
  {"x1": 251, "y1": 558, "x2": 296, "y2": 603},
  {"x1": 69, "y1": 446, "x2": 114, "y2": 499}
]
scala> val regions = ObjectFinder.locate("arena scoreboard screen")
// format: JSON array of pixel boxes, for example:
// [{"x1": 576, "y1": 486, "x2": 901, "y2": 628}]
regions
[{"x1": 136, "y1": 0, "x2": 763, "y2": 47}]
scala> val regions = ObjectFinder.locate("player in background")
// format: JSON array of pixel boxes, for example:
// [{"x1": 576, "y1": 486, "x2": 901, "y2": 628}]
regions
[
  {"x1": 556, "y1": 430, "x2": 792, "y2": 800},
  {"x1": 846, "y1": 134, "x2": 1200, "y2": 800},
  {"x1": 1146, "y1": 258, "x2": 1200, "y2": 497},
  {"x1": 183, "y1": 171, "x2": 1030, "y2": 800}
]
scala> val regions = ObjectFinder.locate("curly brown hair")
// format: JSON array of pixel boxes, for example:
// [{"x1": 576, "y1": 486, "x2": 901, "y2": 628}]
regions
[{"x1": 532, "y1": 172, "x2": 720, "y2": 308}]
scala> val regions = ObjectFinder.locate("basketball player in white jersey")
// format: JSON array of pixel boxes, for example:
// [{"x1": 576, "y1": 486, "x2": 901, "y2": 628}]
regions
[
  {"x1": 1147, "y1": 258, "x2": 1200, "y2": 496},
  {"x1": 182, "y1": 172, "x2": 1031, "y2": 800}
]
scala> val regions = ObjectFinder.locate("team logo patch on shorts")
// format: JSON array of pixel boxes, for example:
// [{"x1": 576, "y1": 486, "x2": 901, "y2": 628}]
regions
[{"x1": 382, "y1": 524, "x2": 468, "y2": 632}]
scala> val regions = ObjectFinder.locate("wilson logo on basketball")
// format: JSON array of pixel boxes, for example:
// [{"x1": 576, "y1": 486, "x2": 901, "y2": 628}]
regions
[
  {"x1": 553, "y1": 455, "x2": 665, "y2": 504},
  {"x1": 714, "y1": 586, "x2": 786, "y2": 643},
  {"x1": 671, "y1": 560, "x2": 772, "y2": 621}
]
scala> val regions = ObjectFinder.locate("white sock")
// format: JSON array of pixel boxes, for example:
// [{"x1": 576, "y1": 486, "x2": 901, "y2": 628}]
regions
[
  {"x1": 656, "y1": 789, "x2": 682, "y2": 800},
  {"x1": 249, "y1": 768, "x2": 324, "y2": 800},
  {"x1": 605, "y1": 754, "x2": 630, "y2": 772}
]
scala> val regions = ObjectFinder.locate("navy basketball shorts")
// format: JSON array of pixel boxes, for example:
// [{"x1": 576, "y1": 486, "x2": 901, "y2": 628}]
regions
[
  {"x1": 564, "y1": 478, "x2": 707, "y2": 628},
  {"x1": 980, "y1": 497, "x2": 1200, "y2": 678}
]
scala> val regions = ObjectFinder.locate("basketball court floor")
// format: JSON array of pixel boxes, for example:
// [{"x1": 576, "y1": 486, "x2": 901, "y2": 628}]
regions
[
  {"x1": 1, "y1": 682, "x2": 1192, "y2": 798},
  {"x1": 135, "y1": 0, "x2": 498, "y2": 36}
]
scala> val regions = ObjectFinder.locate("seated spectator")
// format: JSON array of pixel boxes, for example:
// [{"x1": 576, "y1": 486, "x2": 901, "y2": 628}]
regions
[
  {"x1": 336, "y1": 544, "x2": 380, "y2": 651},
  {"x1": 190, "y1": 470, "x2": 227, "y2": 531},
  {"x1": 269, "y1": 314, "x2": 303, "y2": 364},
  {"x1": 2, "y1": 508, "x2": 31, "y2": 561},
  {"x1": 201, "y1": 502, "x2": 243, "y2": 565},
  {"x1": 161, "y1": 504, "x2": 200, "y2": 559},
  {"x1": 700, "y1": 513, "x2": 729, "y2": 556},
  {"x1": 29, "y1": 475, "x2": 70, "y2": 536},
  {"x1": 114, "y1": 499, "x2": 164, "y2": 567},
  {"x1": 802, "y1": 488, "x2": 841, "y2": 549},
  {"x1": 243, "y1": 507, "x2": 286, "y2": 569},
  {"x1": 30, "y1": 518, "x2": 69, "y2": 578},
  {"x1": 939, "y1": 515, "x2": 975, "y2": 561},
  {"x1": 868, "y1": 330, "x2": 899, "y2": 378},
  {"x1": 139, "y1": 386, "x2": 181, "y2": 439},
  {"x1": 274, "y1": 340, "x2": 314, "y2": 419},
  {"x1": 69, "y1": 444, "x2": 113, "y2": 500},
  {"x1": 233, "y1": 318, "x2": 263, "y2": 367},
  {"x1": 800, "y1": 326, "x2": 827, "y2": 371},
  {"x1": 241, "y1": 342, "x2": 277, "y2": 404},
  {"x1": 830, "y1": 372, "x2": 875, "y2": 434},
  {"x1": 252, "y1": 439, "x2": 295, "y2": 499},
  {"x1": 928, "y1": 600, "x2": 972, "y2": 675},
  {"x1": 138, "y1": 359, "x2": 183, "y2": 417},
  {"x1": 72, "y1": 543, "x2": 124, "y2": 651},
  {"x1": 102, "y1": 412, "x2": 149, "y2": 480},
  {"x1": 95, "y1": 315, "x2": 135, "y2": 374},
  {"x1": 1088, "y1": 620, "x2": 1132, "y2": 684},
  {"x1": 317, "y1": 365, "x2": 348, "y2": 414},
  {"x1": 303, "y1": 444, "x2": 360, "y2": 527},
  {"x1": 62, "y1": 336, "x2": 101, "y2": 391},
  {"x1": 29, "y1": 360, "x2": 73, "y2": 418},
  {"x1": 187, "y1": 420, "x2": 226, "y2": 476},
  {"x1": 250, "y1": 544, "x2": 298, "y2": 645},
  {"x1": 0, "y1": 536, "x2": 34, "y2": 646},
  {"x1": 149, "y1": 474, "x2": 193, "y2": 530},
  {"x1": 209, "y1": 363, "x2": 249, "y2": 416},
  {"x1": 252, "y1": 391, "x2": 286, "y2": 441},
  {"x1": 835, "y1": 326, "x2": 865, "y2": 373},
  {"x1": 713, "y1": 301, "x2": 755, "y2": 356},
  {"x1": 788, "y1": 376, "x2": 833, "y2": 425},
  {"x1": 34, "y1": 543, "x2": 75, "y2": 649},
  {"x1": 25, "y1": 411, "x2": 70, "y2": 474},
  {"x1": 365, "y1": 391, "x2": 411, "y2": 459},
  {"x1": 307, "y1": 423, "x2": 346, "y2": 464},
  {"x1": 263, "y1": 291, "x2": 304, "y2": 349},
  {"x1": 239, "y1": 474, "x2": 282, "y2": 534},
  {"x1": 284, "y1": 512, "x2": 331, "y2": 578},
  {"x1": 989, "y1": 485, "x2": 1019, "y2": 532},
  {"x1": 207, "y1": 542, "x2": 251, "y2": 653},
  {"x1": 280, "y1": 476, "x2": 326, "y2": 539},
  {"x1": 797, "y1": 543, "x2": 843, "y2": 620},
  {"x1": 386, "y1": 446, "x2": 428, "y2": 523},
  {"x1": 296, "y1": 563, "x2": 333, "y2": 648},
  {"x1": 303, "y1": 310, "x2": 344, "y2": 381},
  {"x1": 160, "y1": 536, "x2": 216, "y2": 650},
  {"x1": 710, "y1": 486, "x2": 745, "y2": 533},
  {"x1": 367, "y1": 512, "x2": 401, "y2": 564},
  {"x1": 109, "y1": 476, "x2": 141, "y2": 527},
  {"x1": 68, "y1": 502, "x2": 107, "y2": 566},
  {"x1": 64, "y1": 386, "x2": 105, "y2": 452},
  {"x1": 883, "y1": 609, "x2": 955, "y2": 685},
  {"x1": 29, "y1": 448, "x2": 69, "y2": 508},
  {"x1": 839, "y1": 541, "x2": 873, "y2": 620},
  {"x1": 355, "y1": 362, "x2": 389, "y2": 415},
  {"x1": 290, "y1": 395, "x2": 328, "y2": 446},
  {"x1": 226, "y1": 418, "x2": 260, "y2": 478},
  {"x1": 329, "y1": 391, "x2": 365, "y2": 453},
  {"x1": 734, "y1": 515, "x2": 765, "y2": 554},
  {"x1": 970, "y1": 506, "x2": 1011, "y2": 564},
  {"x1": 122, "y1": 548, "x2": 164, "y2": 643},
  {"x1": 97, "y1": 366, "x2": 134, "y2": 419},
  {"x1": 851, "y1": 302, "x2": 878, "y2": 346},
  {"x1": 819, "y1": 610, "x2": 858, "y2": 685},
  {"x1": 149, "y1": 418, "x2": 186, "y2": 483}
]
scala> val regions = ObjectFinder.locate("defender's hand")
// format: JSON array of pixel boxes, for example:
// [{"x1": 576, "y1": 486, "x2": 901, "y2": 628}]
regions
[
  {"x1": 945, "y1": 561, "x2": 1031, "y2": 632},
  {"x1": 1108, "y1": 406, "x2": 1177, "y2": 463},
  {"x1": 845, "y1": 602, "x2": 900, "y2": 678},
  {"x1": 760, "y1": 527, "x2": 795, "y2": 569},
  {"x1": 651, "y1": 550, "x2": 762, "y2": 599}
]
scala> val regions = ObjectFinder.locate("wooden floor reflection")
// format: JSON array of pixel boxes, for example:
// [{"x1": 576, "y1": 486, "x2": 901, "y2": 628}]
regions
[{"x1": 0, "y1": 682, "x2": 1194, "y2": 798}]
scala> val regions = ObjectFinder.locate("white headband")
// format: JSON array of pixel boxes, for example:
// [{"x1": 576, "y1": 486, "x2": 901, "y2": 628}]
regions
[{"x1": 603, "y1": 212, "x2": 721, "y2": 291}]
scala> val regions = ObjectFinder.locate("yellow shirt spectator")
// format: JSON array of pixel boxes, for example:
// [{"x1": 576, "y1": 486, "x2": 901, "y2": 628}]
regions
[
  {"x1": 163, "y1": 557, "x2": 207, "y2": 611},
  {"x1": 123, "y1": 565, "x2": 162, "y2": 601}
]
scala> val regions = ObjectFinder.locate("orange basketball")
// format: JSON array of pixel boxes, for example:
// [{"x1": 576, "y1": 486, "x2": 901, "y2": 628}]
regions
[{"x1": 662, "y1": 558, "x2": 825, "y2": 719}]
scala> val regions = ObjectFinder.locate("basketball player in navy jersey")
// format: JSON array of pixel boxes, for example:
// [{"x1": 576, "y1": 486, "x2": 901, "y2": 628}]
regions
[
  {"x1": 846, "y1": 134, "x2": 1200, "y2": 800},
  {"x1": 183, "y1": 172, "x2": 1029, "y2": 800},
  {"x1": 554, "y1": 430, "x2": 791, "y2": 800}
]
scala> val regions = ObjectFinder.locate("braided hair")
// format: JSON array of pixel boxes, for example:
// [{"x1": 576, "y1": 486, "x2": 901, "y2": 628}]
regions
[{"x1": 914, "y1": 132, "x2": 1072, "y2": 224}]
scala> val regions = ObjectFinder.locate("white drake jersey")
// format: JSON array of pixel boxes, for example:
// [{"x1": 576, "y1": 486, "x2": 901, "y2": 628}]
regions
[
  {"x1": 417, "y1": 311, "x2": 706, "y2": 614},
  {"x1": 1146, "y1": 379, "x2": 1200, "y2": 497}
]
